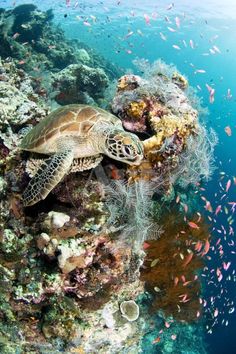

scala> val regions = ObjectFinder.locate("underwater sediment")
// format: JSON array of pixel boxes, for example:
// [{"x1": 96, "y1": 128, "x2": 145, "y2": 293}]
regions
[{"x1": 0, "y1": 4, "x2": 217, "y2": 354}]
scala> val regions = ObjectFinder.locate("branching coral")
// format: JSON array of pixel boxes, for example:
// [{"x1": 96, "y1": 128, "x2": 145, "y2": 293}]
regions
[{"x1": 140, "y1": 210, "x2": 211, "y2": 322}]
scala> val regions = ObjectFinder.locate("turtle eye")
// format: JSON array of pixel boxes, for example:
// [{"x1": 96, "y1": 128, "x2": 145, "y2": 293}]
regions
[{"x1": 122, "y1": 144, "x2": 134, "y2": 156}]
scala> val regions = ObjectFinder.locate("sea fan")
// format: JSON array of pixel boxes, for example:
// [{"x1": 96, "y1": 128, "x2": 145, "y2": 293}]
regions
[
  {"x1": 104, "y1": 180, "x2": 158, "y2": 250},
  {"x1": 171, "y1": 126, "x2": 218, "y2": 188}
]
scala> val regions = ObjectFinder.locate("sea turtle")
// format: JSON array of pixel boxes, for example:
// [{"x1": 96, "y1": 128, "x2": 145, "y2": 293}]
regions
[{"x1": 20, "y1": 104, "x2": 144, "y2": 206}]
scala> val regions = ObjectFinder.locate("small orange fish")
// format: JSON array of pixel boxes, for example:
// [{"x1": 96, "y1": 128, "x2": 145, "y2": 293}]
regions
[
  {"x1": 143, "y1": 242, "x2": 150, "y2": 250},
  {"x1": 188, "y1": 221, "x2": 200, "y2": 229},
  {"x1": 174, "y1": 276, "x2": 179, "y2": 286},
  {"x1": 152, "y1": 336, "x2": 161, "y2": 344},
  {"x1": 194, "y1": 241, "x2": 203, "y2": 252},
  {"x1": 183, "y1": 252, "x2": 193, "y2": 267},
  {"x1": 205, "y1": 201, "x2": 213, "y2": 212},
  {"x1": 202, "y1": 239, "x2": 210, "y2": 255}
]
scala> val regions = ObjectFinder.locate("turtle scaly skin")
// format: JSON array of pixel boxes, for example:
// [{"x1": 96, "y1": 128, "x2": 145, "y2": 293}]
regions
[{"x1": 20, "y1": 104, "x2": 144, "y2": 206}]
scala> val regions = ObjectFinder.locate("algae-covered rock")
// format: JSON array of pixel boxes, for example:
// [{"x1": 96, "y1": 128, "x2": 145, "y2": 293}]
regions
[
  {"x1": 77, "y1": 48, "x2": 91, "y2": 64},
  {"x1": 53, "y1": 63, "x2": 109, "y2": 105}
]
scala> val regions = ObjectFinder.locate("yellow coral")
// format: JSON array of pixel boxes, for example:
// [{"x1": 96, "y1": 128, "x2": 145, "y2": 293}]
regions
[
  {"x1": 172, "y1": 72, "x2": 188, "y2": 90},
  {"x1": 127, "y1": 111, "x2": 198, "y2": 182},
  {"x1": 117, "y1": 76, "x2": 128, "y2": 90},
  {"x1": 149, "y1": 113, "x2": 197, "y2": 147},
  {"x1": 127, "y1": 101, "x2": 147, "y2": 119}
]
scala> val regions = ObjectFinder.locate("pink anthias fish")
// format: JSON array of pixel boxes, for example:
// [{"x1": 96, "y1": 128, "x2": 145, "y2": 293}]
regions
[
  {"x1": 189, "y1": 39, "x2": 194, "y2": 49},
  {"x1": 167, "y1": 3, "x2": 174, "y2": 10},
  {"x1": 165, "y1": 16, "x2": 171, "y2": 23},
  {"x1": 215, "y1": 205, "x2": 222, "y2": 215},
  {"x1": 175, "y1": 16, "x2": 181, "y2": 28},
  {"x1": 227, "y1": 88, "x2": 232, "y2": 100},
  {"x1": 160, "y1": 32, "x2": 167, "y2": 41},
  {"x1": 168, "y1": 26, "x2": 176, "y2": 32},
  {"x1": 12, "y1": 32, "x2": 20, "y2": 39},
  {"x1": 224, "y1": 126, "x2": 232, "y2": 136},
  {"x1": 206, "y1": 83, "x2": 215, "y2": 103},
  {"x1": 83, "y1": 21, "x2": 91, "y2": 27},
  {"x1": 209, "y1": 48, "x2": 216, "y2": 55},
  {"x1": 66, "y1": 0, "x2": 70, "y2": 7},
  {"x1": 125, "y1": 31, "x2": 134, "y2": 39},
  {"x1": 226, "y1": 179, "x2": 231, "y2": 192},
  {"x1": 173, "y1": 44, "x2": 181, "y2": 50},
  {"x1": 144, "y1": 14, "x2": 150, "y2": 25},
  {"x1": 205, "y1": 200, "x2": 213, "y2": 212},
  {"x1": 213, "y1": 45, "x2": 221, "y2": 53},
  {"x1": 194, "y1": 69, "x2": 206, "y2": 74},
  {"x1": 223, "y1": 261, "x2": 231, "y2": 271},
  {"x1": 183, "y1": 252, "x2": 193, "y2": 267},
  {"x1": 214, "y1": 308, "x2": 219, "y2": 317},
  {"x1": 202, "y1": 239, "x2": 210, "y2": 256},
  {"x1": 188, "y1": 221, "x2": 200, "y2": 229}
]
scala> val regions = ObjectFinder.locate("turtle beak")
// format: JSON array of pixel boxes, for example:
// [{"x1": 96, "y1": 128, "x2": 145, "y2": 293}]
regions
[
  {"x1": 133, "y1": 155, "x2": 143, "y2": 165},
  {"x1": 127, "y1": 153, "x2": 143, "y2": 166}
]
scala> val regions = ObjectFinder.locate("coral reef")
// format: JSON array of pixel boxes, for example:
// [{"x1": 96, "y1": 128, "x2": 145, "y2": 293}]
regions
[
  {"x1": 0, "y1": 4, "x2": 122, "y2": 111},
  {"x1": 52, "y1": 63, "x2": 109, "y2": 105},
  {"x1": 110, "y1": 60, "x2": 215, "y2": 198},
  {"x1": 0, "y1": 7, "x2": 216, "y2": 351},
  {"x1": 0, "y1": 59, "x2": 48, "y2": 150}
]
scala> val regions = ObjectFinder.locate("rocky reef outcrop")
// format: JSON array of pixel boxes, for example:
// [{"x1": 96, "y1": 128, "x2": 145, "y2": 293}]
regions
[
  {"x1": 53, "y1": 63, "x2": 109, "y2": 105},
  {"x1": 0, "y1": 4, "x2": 122, "y2": 109},
  {"x1": 111, "y1": 60, "x2": 216, "y2": 195}
]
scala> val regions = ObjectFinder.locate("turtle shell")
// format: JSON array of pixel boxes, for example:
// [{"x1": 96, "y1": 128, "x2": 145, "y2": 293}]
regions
[{"x1": 20, "y1": 104, "x2": 122, "y2": 153}]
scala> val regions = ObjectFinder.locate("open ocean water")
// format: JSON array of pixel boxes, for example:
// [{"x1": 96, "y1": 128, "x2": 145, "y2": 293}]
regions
[{"x1": 0, "y1": 0, "x2": 236, "y2": 353}]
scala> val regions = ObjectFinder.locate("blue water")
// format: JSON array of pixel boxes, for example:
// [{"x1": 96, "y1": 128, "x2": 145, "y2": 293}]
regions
[{"x1": 2, "y1": 0, "x2": 236, "y2": 353}]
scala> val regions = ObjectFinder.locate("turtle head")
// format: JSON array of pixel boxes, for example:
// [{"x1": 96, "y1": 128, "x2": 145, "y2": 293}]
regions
[{"x1": 104, "y1": 130, "x2": 144, "y2": 165}]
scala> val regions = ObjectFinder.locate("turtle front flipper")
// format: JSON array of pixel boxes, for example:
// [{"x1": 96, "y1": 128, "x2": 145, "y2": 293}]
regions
[{"x1": 23, "y1": 150, "x2": 74, "y2": 206}]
